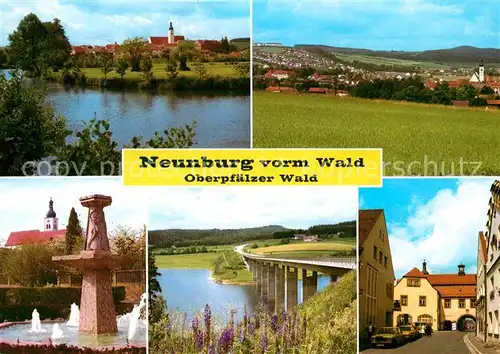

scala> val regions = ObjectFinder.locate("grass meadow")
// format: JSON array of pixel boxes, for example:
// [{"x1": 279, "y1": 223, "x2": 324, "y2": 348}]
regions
[
  {"x1": 50, "y1": 62, "x2": 246, "y2": 80},
  {"x1": 253, "y1": 92, "x2": 500, "y2": 176}
]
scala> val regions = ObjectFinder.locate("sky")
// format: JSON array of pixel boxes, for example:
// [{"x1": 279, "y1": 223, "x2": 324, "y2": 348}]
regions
[
  {"x1": 253, "y1": 0, "x2": 500, "y2": 51},
  {"x1": 359, "y1": 178, "x2": 494, "y2": 278},
  {"x1": 0, "y1": 177, "x2": 149, "y2": 246},
  {"x1": 0, "y1": 0, "x2": 250, "y2": 46},
  {"x1": 148, "y1": 186, "x2": 358, "y2": 230}
]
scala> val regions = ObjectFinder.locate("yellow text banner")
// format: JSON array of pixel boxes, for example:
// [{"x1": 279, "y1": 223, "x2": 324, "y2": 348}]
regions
[{"x1": 122, "y1": 148, "x2": 382, "y2": 186}]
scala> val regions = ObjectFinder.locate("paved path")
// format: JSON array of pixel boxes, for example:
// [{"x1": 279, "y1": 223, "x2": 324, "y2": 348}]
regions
[
  {"x1": 363, "y1": 332, "x2": 470, "y2": 354},
  {"x1": 234, "y1": 244, "x2": 356, "y2": 269}
]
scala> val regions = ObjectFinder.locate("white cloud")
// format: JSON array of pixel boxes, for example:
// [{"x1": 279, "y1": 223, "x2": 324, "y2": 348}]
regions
[
  {"x1": 388, "y1": 179, "x2": 493, "y2": 278},
  {"x1": 0, "y1": 178, "x2": 150, "y2": 246},
  {"x1": 148, "y1": 187, "x2": 358, "y2": 230}
]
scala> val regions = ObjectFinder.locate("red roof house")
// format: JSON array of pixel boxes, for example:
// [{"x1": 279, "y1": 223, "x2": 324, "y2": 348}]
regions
[{"x1": 5, "y1": 229, "x2": 66, "y2": 248}]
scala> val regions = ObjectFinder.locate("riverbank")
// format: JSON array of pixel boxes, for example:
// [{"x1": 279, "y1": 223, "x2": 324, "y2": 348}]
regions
[{"x1": 155, "y1": 252, "x2": 254, "y2": 285}]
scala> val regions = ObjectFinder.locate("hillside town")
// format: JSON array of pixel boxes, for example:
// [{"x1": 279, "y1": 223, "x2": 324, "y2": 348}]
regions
[
  {"x1": 359, "y1": 180, "x2": 500, "y2": 353},
  {"x1": 253, "y1": 44, "x2": 500, "y2": 108}
]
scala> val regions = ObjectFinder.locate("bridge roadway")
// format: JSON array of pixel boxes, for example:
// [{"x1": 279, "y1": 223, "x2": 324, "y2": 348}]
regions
[{"x1": 234, "y1": 244, "x2": 356, "y2": 312}]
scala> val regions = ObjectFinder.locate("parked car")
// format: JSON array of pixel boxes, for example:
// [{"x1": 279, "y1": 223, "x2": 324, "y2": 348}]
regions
[
  {"x1": 398, "y1": 325, "x2": 420, "y2": 341},
  {"x1": 371, "y1": 327, "x2": 406, "y2": 348}
]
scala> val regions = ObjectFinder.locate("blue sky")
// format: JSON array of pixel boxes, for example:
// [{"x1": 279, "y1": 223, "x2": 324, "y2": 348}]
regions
[
  {"x1": 0, "y1": 178, "x2": 148, "y2": 246},
  {"x1": 0, "y1": 0, "x2": 250, "y2": 46},
  {"x1": 360, "y1": 178, "x2": 494, "y2": 278},
  {"x1": 148, "y1": 187, "x2": 357, "y2": 230},
  {"x1": 253, "y1": 0, "x2": 500, "y2": 50}
]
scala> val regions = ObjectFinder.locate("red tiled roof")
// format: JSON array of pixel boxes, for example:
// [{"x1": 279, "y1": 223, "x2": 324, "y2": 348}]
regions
[
  {"x1": 280, "y1": 86, "x2": 296, "y2": 92},
  {"x1": 426, "y1": 274, "x2": 476, "y2": 286},
  {"x1": 195, "y1": 40, "x2": 222, "y2": 52},
  {"x1": 266, "y1": 86, "x2": 281, "y2": 92},
  {"x1": 434, "y1": 285, "x2": 476, "y2": 298},
  {"x1": 403, "y1": 267, "x2": 426, "y2": 278},
  {"x1": 359, "y1": 209, "x2": 383, "y2": 245},
  {"x1": 487, "y1": 100, "x2": 500, "y2": 105},
  {"x1": 5, "y1": 229, "x2": 67, "y2": 247},
  {"x1": 452, "y1": 100, "x2": 469, "y2": 107},
  {"x1": 150, "y1": 36, "x2": 184, "y2": 45},
  {"x1": 308, "y1": 87, "x2": 327, "y2": 93}
]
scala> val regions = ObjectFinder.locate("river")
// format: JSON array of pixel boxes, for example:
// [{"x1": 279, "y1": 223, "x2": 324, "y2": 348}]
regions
[
  {"x1": 0, "y1": 69, "x2": 250, "y2": 148},
  {"x1": 158, "y1": 268, "x2": 332, "y2": 323}
]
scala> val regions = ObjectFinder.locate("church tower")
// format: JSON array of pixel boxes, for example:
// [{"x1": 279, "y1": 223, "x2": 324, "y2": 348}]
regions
[
  {"x1": 44, "y1": 198, "x2": 59, "y2": 231},
  {"x1": 168, "y1": 22, "x2": 174, "y2": 44},
  {"x1": 479, "y1": 60, "x2": 485, "y2": 83}
]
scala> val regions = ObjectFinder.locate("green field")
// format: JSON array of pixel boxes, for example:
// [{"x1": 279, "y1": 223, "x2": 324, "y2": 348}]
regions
[
  {"x1": 50, "y1": 62, "x2": 247, "y2": 80},
  {"x1": 155, "y1": 253, "x2": 219, "y2": 269},
  {"x1": 253, "y1": 92, "x2": 500, "y2": 176},
  {"x1": 333, "y1": 53, "x2": 449, "y2": 69},
  {"x1": 251, "y1": 240, "x2": 355, "y2": 255}
]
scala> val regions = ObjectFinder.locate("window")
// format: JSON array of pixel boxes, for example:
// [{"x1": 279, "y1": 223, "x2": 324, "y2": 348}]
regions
[
  {"x1": 379, "y1": 251, "x2": 383, "y2": 264},
  {"x1": 373, "y1": 246, "x2": 378, "y2": 260},
  {"x1": 419, "y1": 296, "x2": 426, "y2": 307},
  {"x1": 384, "y1": 256, "x2": 388, "y2": 268},
  {"x1": 407, "y1": 278, "x2": 421, "y2": 287},
  {"x1": 459, "y1": 299, "x2": 465, "y2": 308},
  {"x1": 401, "y1": 295, "x2": 408, "y2": 306},
  {"x1": 444, "y1": 299, "x2": 451, "y2": 308},
  {"x1": 471, "y1": 299, "x2": 476, "y2": 308}
]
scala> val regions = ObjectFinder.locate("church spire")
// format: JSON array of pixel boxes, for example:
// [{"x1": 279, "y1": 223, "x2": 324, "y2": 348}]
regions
[
  {"x1": 46, "y1": 197, "x2": 56, "y2": 218},
  {"x1": 169, "y1": 21, "x2": 174, "y2": 31}
]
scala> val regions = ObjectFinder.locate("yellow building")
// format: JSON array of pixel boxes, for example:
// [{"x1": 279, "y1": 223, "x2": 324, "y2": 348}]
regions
[
  {"x1": 394, "y1": 262, "x2": 476, "y2": 331},
  {"x1": 359, "y1": 209, "x2": 396, "y2": 340}
]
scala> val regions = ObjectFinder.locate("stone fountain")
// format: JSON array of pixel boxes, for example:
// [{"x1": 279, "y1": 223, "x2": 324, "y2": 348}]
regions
[{"x1": 53, "y1": 194, "x2": 125, "y2": 335}]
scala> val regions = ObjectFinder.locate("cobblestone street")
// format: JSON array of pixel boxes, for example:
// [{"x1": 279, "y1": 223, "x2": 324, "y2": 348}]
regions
[{"x1": 363, "y1": 332, "x2": 471, "y2": 354}]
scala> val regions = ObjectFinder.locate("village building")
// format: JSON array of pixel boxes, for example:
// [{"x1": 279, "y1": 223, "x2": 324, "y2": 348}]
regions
[
  {"x1": 481, "y1": 180, "x2": 500, "y2": 342},
  {"x1": 477, "y1": 231, "x2": 488, "y2": 340},
  {"x1": 149, "y1": 22, "x2": 185, "y2": 48},
  {"x1": 264, "y1": 69, "x2": 294, "y2": 80},
  {"x1": 358, "y1": 209, "x2": 395, "y2": 340},
  {"x1": 394, "y1": 262, "x2": 476, "y2": 331},
  {"x1": 4, "y1": 198, "x2": 66, "y2": 248}
]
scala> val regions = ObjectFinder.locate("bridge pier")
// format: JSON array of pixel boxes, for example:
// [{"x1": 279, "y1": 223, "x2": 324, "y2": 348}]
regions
[
  {"x1": 286, "y1": 266, "x2": 298, "y2": 311},
  {"x1": 275, "y1": 265, "x2": 285, "y2": 313},
  {"x1": 268, "y1": 264, "x2": 276, "y2": 312},
  {"x1": 261, "y1": 263, "x2": 269, "y2": 303},
  {"x1": 302, "y1": 270, "x2": 317, "y2": 303}
]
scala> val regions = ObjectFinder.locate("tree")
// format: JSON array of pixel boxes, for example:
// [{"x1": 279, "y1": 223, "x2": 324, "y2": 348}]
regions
[
  {"x1": 173, "y1": 41, "x2": 197, "y2": 71},
  {"x1": 165, "y1": 55, "x2": 178, "y2": 81},
  {"x1": 100, "y1": 54, "x2": 114, "y2": 80},
  {"x1": 65, "y1": 207, "x2": 83, "y2": 254},
  {"x1": 192, "y1": 60, "x2": 207, "y2": 79},
  {"x1": 1, "y1": 244, "x2": 59, "y2": 286},
  {"x1": 120, "y1": 37, "x2": 148, "y2": 71},
  {"x1": 221, "y1": 36, "x2": 230, "y2": 54},
  {"x1": 233, "y1": 62, "x2": 249, "y2": 78},
  {"x1": 115, "y1": 59, "x2": 129, "y2": 79},
  {"x1": 480, "y1": 85, "x2": 495, "y2": 95},
  {"x1": 110, "y1": 225, "x2": 145, "y2": 269},
  {"x1": 8, "y1": 14, "x2": 71, "y2": 77},
  {"x1": 0, "y1": 71, "x2": 68, "y2": 175}
]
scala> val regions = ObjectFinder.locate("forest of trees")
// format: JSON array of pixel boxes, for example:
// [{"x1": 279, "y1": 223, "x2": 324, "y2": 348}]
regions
[{"x1": 149, "y1": 221, "x2": 356, "y2": 249}]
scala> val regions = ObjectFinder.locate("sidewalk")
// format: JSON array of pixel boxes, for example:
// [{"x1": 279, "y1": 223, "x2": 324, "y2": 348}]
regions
[{"x1": 465, "y1": 333, "x2": 500, "y2": 354}]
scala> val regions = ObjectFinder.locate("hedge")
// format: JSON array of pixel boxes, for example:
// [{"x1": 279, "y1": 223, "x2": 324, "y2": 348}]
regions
[
  {"x1": 0, "y1": 287, "x2": 125, "y2": 322},
  {"x1": 0, "y1": 343, "x2": 145, "y2": 353},
  {"x1": 46, "y1": 74, "x2": 250, "y2": 93}
]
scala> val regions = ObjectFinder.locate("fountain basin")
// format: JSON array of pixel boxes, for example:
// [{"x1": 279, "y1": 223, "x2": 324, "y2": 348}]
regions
[{"x1": 0, "y1": 320, "x2": 146, "y2": 350}]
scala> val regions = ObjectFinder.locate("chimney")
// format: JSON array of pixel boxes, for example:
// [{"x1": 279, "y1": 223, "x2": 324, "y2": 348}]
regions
[
  {"x1": 458, "y1": 263, "x2": 465, "y2": 275},
  {"x1": 422, "y1": 260, "x2": 429, "y2": 275}
]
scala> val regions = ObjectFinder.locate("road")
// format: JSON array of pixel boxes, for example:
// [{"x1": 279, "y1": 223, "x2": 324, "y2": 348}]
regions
[
  {"x1": 234, "y1": 244, "x2": 356, "y2": 269},
  {"x1": 363, "y1": 332, "x2": 472, "y2": 354}
]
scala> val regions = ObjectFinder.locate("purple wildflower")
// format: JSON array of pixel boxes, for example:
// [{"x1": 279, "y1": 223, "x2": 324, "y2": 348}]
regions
[
  {"x1": 204, "y1": 304, "x2": 212, "y2": 347},
  {"x1": 218, "y1": 327, "x2": 235, "y2": 354},
  {"x1": 192, "y1": 316, "x2": 203, "y2": 350},
  {"x1": 208, "y1": 343, "x2": 215, "y2": 354},
  {"x1": 260, "y1": 332, "x2": 268, "y2": 353},
  {"x1": 270, "y1": 313, "x2": 279, "y2": 333}
]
